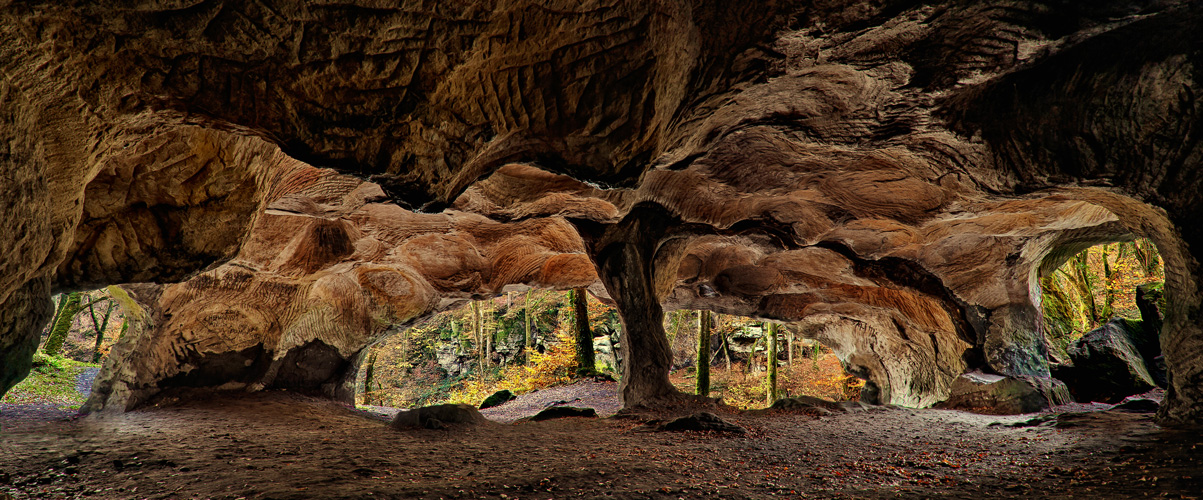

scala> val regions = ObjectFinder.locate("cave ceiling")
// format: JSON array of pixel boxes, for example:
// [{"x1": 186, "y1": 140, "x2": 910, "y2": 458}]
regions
[{"x1": 2, "y1": 0, "x2": 1203, "y2": 423}]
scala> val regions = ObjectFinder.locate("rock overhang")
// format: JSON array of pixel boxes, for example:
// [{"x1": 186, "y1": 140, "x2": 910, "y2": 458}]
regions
[{"x1": 0, "y1": 0, "x2": 1200, "y2": 423}]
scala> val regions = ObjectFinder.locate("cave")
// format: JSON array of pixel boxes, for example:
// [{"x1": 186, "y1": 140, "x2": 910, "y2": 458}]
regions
[{"x1": 3, "y1": 1, "x2": 1203, "y2": 498}]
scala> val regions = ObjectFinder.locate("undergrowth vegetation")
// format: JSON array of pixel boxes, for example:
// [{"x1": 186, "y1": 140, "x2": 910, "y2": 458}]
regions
[
  {"x1": 357, "y1": 289, "x2": 864, "y2": 410},
  {"x1": 1, "y1": 353, "x2": 96, "y2": 408},
  {"x1": 1041, "y1": 238, "x2": 1164, "y2": 355}
]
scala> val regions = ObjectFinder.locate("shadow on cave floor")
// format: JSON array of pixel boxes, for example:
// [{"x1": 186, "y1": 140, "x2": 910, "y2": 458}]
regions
[{"x1": 2, "y1": 391, "x2": 1201, "y2": 500}]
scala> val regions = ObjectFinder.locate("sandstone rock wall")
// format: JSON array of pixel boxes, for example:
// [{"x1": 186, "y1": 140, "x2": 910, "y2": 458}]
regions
[
  {"x1": 85, "y1": 164, "x2": 596, "y2": 412},
  {"x1": 2, "y1": 0, "x2": 1202, "y2": 422}
]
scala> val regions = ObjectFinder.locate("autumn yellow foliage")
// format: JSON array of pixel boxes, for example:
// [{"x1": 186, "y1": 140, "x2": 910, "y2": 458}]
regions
[
  {"x1": 445, "y1": 329, "x2": 581, "y2": 406},
  {"x1": 671, "y1": 347, "x2": 863, "y2": 410},
  {"x1": 1041, "y1": 239, "x2": 1163, "y2": 354}
]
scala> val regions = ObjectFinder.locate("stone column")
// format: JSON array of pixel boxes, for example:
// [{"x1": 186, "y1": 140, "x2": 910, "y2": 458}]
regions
[
  {"x1": 580, "y1": 205, "x2": 682, "y2": 408},
  {"x1": 1157, "y1": 222, "x2": 1203, "y2": 425}
]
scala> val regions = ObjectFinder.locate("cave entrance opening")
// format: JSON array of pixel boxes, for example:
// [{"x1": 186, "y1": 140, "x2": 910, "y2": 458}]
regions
[
  {"x1": 664, "y1": 311, "x2": 864, "y2": 409},
  {"x1": 354, "y1": 289, "x2": 623, "y2": 410},
  {"x1": 352, "y1": 290, "x2": 865, "y2": 413},
  {"x1": 1039, "y1": 238, "x2": 1166, "y2": 403},
  {"x1": 0, "y1": 286, "x2": 131, "y2": 407}
]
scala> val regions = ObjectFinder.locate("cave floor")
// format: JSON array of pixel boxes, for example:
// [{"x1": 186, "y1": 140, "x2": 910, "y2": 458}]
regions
[{"x1": 1, "y1": 391, "x2": 1200, "y2": 499}]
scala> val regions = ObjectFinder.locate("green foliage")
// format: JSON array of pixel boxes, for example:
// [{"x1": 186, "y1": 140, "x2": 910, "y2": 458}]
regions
[
  {"x1": 1040, "y1": 275, "x2": 1078, "y2": 360},
  {"x1": 43, "y1": 292, "x2": 83, "y2": 356},
  {"x1": 1041, "y1": 239, "x2": 1164, "y2": 354},
  {"x1": 358, "y1": 290, "x2": 605, "y2": 408},
  {"x1": 1, "y1": 353, "x2": 96, "y2": 407}
]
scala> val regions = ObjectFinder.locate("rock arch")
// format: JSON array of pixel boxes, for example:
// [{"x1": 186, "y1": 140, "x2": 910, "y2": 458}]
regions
[{"x1": 0, "y1": 0, "x2": 1201, "y2": 424}]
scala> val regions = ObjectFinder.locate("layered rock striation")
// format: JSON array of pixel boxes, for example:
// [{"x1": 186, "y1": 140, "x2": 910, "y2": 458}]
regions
[
  {"x1": 1, "y1": 1, "x2": 1202, "y2": 423},
  {"x1": 86, "y1": 163, "x2": 596, "y2": 412}
]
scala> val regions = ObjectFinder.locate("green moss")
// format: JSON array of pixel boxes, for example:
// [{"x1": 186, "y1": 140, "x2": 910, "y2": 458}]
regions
[
  {"x1": 1041, "y1": 274, "x2": 1081, "y2": 357},
  {"x1": 1141, "y1": 281, "x2": 1166, "y2": 312},
  {"x1": 0, "y1": 353, "x2": 96, "y2": 407}
]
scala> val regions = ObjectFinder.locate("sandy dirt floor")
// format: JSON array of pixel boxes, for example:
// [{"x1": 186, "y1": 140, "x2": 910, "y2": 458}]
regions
[{"x1": 1, "y1": 382, "x2": 1201, "y2": 499}]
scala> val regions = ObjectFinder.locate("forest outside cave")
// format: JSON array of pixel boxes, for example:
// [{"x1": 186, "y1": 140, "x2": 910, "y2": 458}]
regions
[
  {"x1": 1040, "y1": 238, "x2": 1167, "y2": 405},
  {"x1": 354, "y1": 289, "x2": 862, "y2": 415},
  {"x1": 0, "y1": 287, "x2": 130, "y2": 410}
]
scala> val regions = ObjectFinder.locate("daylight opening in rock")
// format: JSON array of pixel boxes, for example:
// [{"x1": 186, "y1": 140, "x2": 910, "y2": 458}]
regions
[
  {"x1": 1040, "y1": 239, "x2": 1166, "y2": 404},
  {"x1": 355, "y1": 292, "x2": 862, "y2": 414},
  {"x1": 355, "y1": 289, "x2": 614, "y2": 411},
  {"x1": 0, "y1": 287, "x2": 129, "y2": 408}
]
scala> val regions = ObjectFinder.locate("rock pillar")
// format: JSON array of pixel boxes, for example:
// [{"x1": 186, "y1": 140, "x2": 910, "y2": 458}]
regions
[{"x1": 581, "y1": 205, "x2": 681, "y2": 407}]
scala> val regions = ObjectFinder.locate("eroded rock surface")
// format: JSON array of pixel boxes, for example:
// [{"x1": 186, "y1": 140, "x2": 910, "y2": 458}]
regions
[
  {"x1": 938, "y1": 371, "x2": 1070, "y2": 415},
  {"x1": 85, "y1": 164, "x2": 596, "y2": 412},
  {"x1": 391, "y1": 404, "x2": 489, "y2": 430},
  {"x1": 1059, "y1": 319, "x2": 1161, "y2": 404},
  {"x1": 529, "y1": 406, "x2": 598, "y2": 421},
  {"x1": 2, "y1": 0, "x2": 1203, "y2": 423}
]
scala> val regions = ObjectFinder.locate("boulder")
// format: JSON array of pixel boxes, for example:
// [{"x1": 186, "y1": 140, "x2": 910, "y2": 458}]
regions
[
  {"x1": 1134, "y1": 282, "x2": 1168, "y2": 386},
  {"x1": 770, "y1": 395, "x2": 847, "y2": 415},
  {"x1": 1061, "y1": 319, "x2": 1158, "y2": 403},
  {"x1": 530, "y1": 406, "x2": 598, "y2": 421},
  {"x1": 767, "y1": 397, "x2": 877, "y2": 415},
  {"x1": 1112, "y1": 398, "x2": 1160, "y2": 413},
  {"x1": 479, "y1": 390, "x2": 517, "y2": 410},
  {"x1": 937, "y1": 371, "x2": 1071, "y2": 414},
  {"x1": 390, "y1": 404, "x2": 488, "y2": 430},
  {"x1": 653, "y1": 412, "x2": 746, "y2": 434},
  {"x1": 1136, "y1": 282, "x2": 1165, "y2": 341}
]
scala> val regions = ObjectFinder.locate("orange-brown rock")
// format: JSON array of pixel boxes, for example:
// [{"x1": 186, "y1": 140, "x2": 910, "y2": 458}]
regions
[
  {"x1": 86, "y1": 162, "x2": 595, "y2": 412},
  {"x1": 2, "y1": 1, "x2": 1202, "y2": 424}
]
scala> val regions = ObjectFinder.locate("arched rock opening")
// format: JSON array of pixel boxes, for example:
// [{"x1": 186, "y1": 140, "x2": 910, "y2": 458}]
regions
[
  {"x1": 0, "y1": 0, "x2": 1201, "y2": 425},
  {"x1": 84, "y1": 166, "x2": 599, "y2": 412}
]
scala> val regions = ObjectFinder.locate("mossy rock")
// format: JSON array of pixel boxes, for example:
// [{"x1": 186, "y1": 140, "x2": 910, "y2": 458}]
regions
[
  {"x1": 1136, "y1": 281, "x2": 1165, "y2": 337},
  {"x1": 1063, "y1": 318, "x2": 1158, "y2": 403},
  {"x1": 479, "y1": 389, "x2": 516, "y2": 409}
]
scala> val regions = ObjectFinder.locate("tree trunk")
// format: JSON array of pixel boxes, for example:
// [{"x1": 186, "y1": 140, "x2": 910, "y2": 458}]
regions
[
  {"x1": 721, "y1": 322, "x2": 732, "y2": 371},
  {"x1": 785, "y1": 327, "x2": 794, "y2": 367},
  {"x1": 766, "y1": 322, "x2": 779, "y2": 404},
  {"x1": 696, "y1": 310, "x2": 711, "y2": 397},
  {"x1": 46, "y1": 294, "x2": 66, "y2": 337},
  {"x1": 524, "y1": 290, "x2": 533, "y2": 360},
  {"x1": 483, "y1": 300, "x2": 492, "y2": 366},
  {"x1": 363, "y1": 351, "x2": 378, "y2": 406},
  {"x1": 43, "y1": 292, "x2": 83, "y2": 357},
  {"x1": 1137, "y1": 238, "x2": 1161, "y2": 276},
  {"x1": 472, "y1": 300, "x2": 484, "y2": 376},
  {"x1": 748, "y1": 333, "x2": 759, "y2": 374},
  {"x1": 90, "y1": 298, "x2": 116, "y2": 363},
  {"x1": 1102, "y1": 244, "x2": 1117, "y2": 320},
  {"x1": 1071, "y1": 251, "x2": 1099, "y2": 326},
  {"x1": 571, "y1": 288, "x2": 596, "y2": 377}
]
